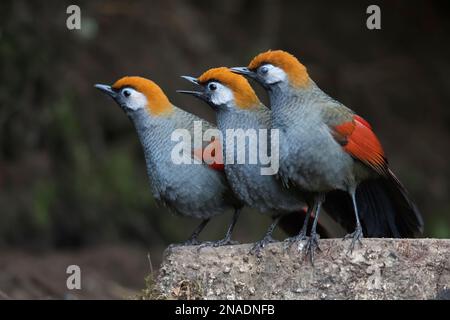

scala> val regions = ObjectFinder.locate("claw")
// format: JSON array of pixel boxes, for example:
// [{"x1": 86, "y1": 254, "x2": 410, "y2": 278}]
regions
[
  {"x1": 283, "y1": 230, "x2": 308, "y2": 250},
  {"x1": 250, "y1": 236, "x2": 276, "y2": 255},
  {"x1": 344, "y1": 226, "x2": 363, "y2": 254},
  {"x1": 168, "y1": 238, "x2": 201, "y2": 249},
  {"x1": 197, "y1": 208, "x2": 241, "y2": 252},
  {"x1": 197, "y1": 237, "x2": 239, "y2": 251},
  {"x1": 304, "y1": 232, "x2": 321, "y2": 265}
]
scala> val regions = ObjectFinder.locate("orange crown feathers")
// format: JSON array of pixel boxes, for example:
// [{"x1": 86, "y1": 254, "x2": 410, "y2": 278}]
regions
[
  {"x1": 198, "y1": 67, "x2": 260, "y2": 109},
  {"x1": 112, "y1": 76, "x2": 173, "y2": 115},
  {"x1": 248, "y1": 50, "x2": 310, "y2": 88}
]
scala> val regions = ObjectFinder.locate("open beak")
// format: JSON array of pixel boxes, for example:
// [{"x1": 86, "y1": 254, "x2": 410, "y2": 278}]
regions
[
  {"x1": 229, "y1": 67, "x2": 256, "y2": 78},
  {"x1": 94, "y1": 84, "x2": 117, "y2": 99},
  {"x1": 177, "y1": 75, "x2": 209, "y2": 102},
  {"x1": 176, "y1": 89, "x2": 208, "y2": 102},
  {"x1": 180, "y1": 75, "x2": 200, "y2": 86}
]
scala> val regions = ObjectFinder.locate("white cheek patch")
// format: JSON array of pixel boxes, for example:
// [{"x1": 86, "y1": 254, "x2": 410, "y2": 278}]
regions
[
  {"x1": 265, "y1": 65, "x2": 287, "y2": 84},
  {"x1": 210, "y1": 83, "x2": 234, "y2": 106},
  {"x1": 127, "y1": 90, "x2": 147, "y2": 111}
]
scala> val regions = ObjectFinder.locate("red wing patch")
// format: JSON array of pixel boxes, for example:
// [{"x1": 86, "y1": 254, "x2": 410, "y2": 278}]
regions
[
  {"x1": 193, "y1": 138, "x2": 224, "y2": 171},
  {"x1": 333, "y1": 115, "x2": 387, "y2": 175}
]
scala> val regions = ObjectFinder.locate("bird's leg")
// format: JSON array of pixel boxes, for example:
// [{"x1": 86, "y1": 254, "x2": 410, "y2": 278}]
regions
[
  {"x1": 304, "y1": 194, "x2": 325, "y2": 265},
  {"x1": 283, "y1": 206, "x2": 312, "y2": 249},
  {"x1": 343, "y1": 189, "x2": 364, "y2": 254},
  {"x1": 184, "y1": 218, "x2": 210, "y2": 246},
  {"x1": 250, "y1": 215, "x2": 280, "y2": 255},
  {"x1": 169, "y1": 218, "x2": 210, "y2": 248},
  {"x1": 198, "y1": 209, "x2": 241, "y2": 250}
]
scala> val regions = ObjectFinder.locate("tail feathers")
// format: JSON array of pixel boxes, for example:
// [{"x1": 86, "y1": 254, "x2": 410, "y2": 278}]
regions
[
  {"x1": 323, "y1": 170, "x2": 423, "y2": 238},
  {"x1": 323, "y1": 190, "x2": 355, "y2": 234},
  {"x1": 356, "y1": 170, "x2": 424, "y2": 238},
  {"x1": 356, "y1": 179, "x2": 400, "y2": 237},
  {"x1": 386, "y1": 169, "x2": 424, "y2": 236},
  {"x1": 280, "y1": 170, "x2": 423, "y2": 239},
  {"x1": 323, "y1": 189, "x2": 397, "y2": 236}
]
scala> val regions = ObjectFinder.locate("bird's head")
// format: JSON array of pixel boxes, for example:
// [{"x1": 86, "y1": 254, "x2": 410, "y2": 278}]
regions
[
  {"x1": 95, "y1": 76, "x2": 173, "y2": 116},
  {"x1": 178, "y1": 67, "x2": 260, "y2": 112},
  {"x1": 231, "y1": 50, "x2": 310, "y2": 90}
]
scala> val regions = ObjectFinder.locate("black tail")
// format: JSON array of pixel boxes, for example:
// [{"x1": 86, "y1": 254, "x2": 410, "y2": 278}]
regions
[
  {"x1": 355, "y1": 169, "x2": 424, "y2": 237},
  {"x1": 323, "y1": 170, "x2": 423, "y2": 238},
  {"x1": 323, "y1": 190, "x2": 355, "y2": 234}
]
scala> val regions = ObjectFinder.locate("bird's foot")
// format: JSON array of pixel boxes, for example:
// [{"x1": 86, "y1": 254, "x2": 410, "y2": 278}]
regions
[
  {"x1": 305, "y1": 232, "x2": 321, "y2": 265},
  {"x1": 283, "y1": 230, "x2": 308, "y2": 250},
  {"x1": 197, "y1": 237, "x2": 238, "y2": 251},
  {"x1": 249, "y1": 236, "x2": 276, "y2": 256},
  {"x1": 168, "y1": 238, "x2": 201, "y2": 249},
  {"x1": 343, "y1": 226, "x2": 363, "y2": 254}
]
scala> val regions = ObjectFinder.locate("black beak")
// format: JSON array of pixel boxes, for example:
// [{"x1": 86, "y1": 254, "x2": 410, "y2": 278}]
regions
[
  {"x1": 180, "y1": 75, "x2": 200, "y2": 86},
  {"x1": 229, "y1": 67, "x2": 256, "y2": 78},
  {"x1": 94, "y1": 84, "x2": 117, "y2": 99},
  {"x1": 176, "y1": 90, "x2": 209, "y2": 102},
  {"x1": 178, "y1": 75, "x2": 209, "y2": 102}
]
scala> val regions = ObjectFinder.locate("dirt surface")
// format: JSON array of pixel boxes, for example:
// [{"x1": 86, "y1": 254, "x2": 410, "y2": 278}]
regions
[
  {"x1": 0, "y1": 245, "x2": 152, "y2": 299},
  {"x1": 156, "y1": 239, "x2": 450, "y2": 300}
]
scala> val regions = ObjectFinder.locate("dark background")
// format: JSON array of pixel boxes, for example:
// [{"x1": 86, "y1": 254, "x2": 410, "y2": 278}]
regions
[{"x1": 0, "y1": 0, "x2": 449, "y2": 298}]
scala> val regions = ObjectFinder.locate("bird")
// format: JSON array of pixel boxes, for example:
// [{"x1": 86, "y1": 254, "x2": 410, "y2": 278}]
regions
[
  {"x1": 231, "y1": 50, "x2": 424, "y2": 255},
  {"x1": 95, "y1": 76, "x2": 243, "y2": 248},
  {"x1": 178, "y1": 67, "x2": 329, "y2": 254}
]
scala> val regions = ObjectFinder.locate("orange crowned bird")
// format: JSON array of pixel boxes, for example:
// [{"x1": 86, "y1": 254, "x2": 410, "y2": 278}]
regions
[
  {"x1": 232, "y1": 50, "x2": 424, "y2": 255},
  {"x1": 178, "y1": 68, "x2": 333, "y2": 255},
  {"x1": 95, "y1": 76, "x2": 317, "y2": 247},
  {"x1": 95, "y1": 76, "x2": 243, "y2": 247}
]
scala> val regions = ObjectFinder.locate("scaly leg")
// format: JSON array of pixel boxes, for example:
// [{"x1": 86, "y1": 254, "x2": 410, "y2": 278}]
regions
[
  {"x1": 305, "y1": 194, "x2": 324, "y2": 265},
  {"x1": 250, "y1": 215, "x2": 281, "y2": 255},
  {"x1": 169, "y1": 218, "x2": 210, "y2": 248},
  {"x1": 198, "y1": 208, "x2": 241, "y2": 251},
  {"x1": 283, "y1": 206, "x2": 312, "y2": 249},
  {"x1": 343, "y1": 189, "x2": 363, "y2": 253}
]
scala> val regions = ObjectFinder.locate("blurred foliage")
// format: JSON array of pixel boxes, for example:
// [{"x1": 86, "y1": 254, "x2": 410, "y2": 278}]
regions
[{"x1": 0, "y1": 0, "x2": 449, "y2": 253}]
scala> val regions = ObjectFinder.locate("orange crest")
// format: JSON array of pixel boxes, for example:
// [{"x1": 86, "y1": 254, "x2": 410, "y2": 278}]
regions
[
  {"x1": 198, "y1": 67, "x2": 260, "y2": 109},
  {"x1": 248, "y1": 50, "x2": 310, "y2": 88},
  {"x1": 112, "y1": 76, "x2": 173, "y2": 115}
]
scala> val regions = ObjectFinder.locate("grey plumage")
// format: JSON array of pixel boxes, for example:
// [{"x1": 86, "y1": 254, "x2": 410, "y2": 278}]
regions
[
  {"x1": 95, "y1": 78, "x2": 242, "y2": 246},
  {"x1": 231, "y1": 50, "x2": 423, "y2": 258},
  {"x1": 130, "y1": 107, "x2": 238, "y2": 219},
  {"x1": 269, "y1": 82, "x2": 361, "y2": 193},
  {"x1": 215, "y1": 103, "x2": 305, "y2": 214},
  {"x1": 179, "y1": 69, "x2": 309, "y2": 253}
]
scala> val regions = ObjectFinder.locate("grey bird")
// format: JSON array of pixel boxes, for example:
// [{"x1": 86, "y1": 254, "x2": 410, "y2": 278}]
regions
[
  {"x1": 178, "y1": 67, "x2": 314, "y2": 254},
  {"x1": 95, "y1": 76, "x2": 243, "y2": 247},
  {"x1": 231, "y1": 50, "x2": 424, "y2": 257}
]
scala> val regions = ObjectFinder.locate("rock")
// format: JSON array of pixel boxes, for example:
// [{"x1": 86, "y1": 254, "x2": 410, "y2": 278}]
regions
[{"x1": 154, "y1": 239, "x2": 450, "y2": 300}]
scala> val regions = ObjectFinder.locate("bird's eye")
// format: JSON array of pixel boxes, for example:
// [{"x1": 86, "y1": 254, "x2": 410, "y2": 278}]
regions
[
  {"x1": 122, "y1": 89, "x2": 131, "y2": 97},
  {"x1": 208, "y1": 83, "x2": 217, "y2": 91},
  {"x1": 260, "y1": 66, "x2": 269, "y2": 75}
]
